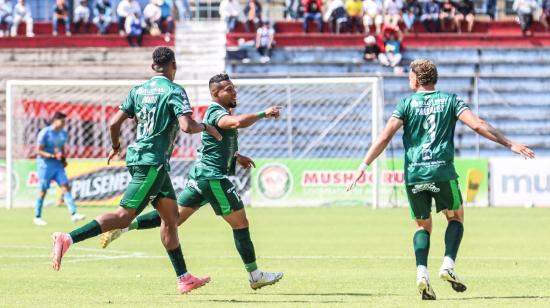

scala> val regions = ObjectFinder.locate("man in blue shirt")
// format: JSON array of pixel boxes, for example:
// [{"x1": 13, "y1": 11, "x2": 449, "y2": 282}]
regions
[{"x1": 34, "y1": 112, "x2": 85, "y2": 226}]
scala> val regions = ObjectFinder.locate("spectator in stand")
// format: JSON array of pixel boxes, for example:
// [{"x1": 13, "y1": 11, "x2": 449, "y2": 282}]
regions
[
  {"x1": 219, "y1": 0, "x2": 241, "y2": 33},
  {"x1": 256, "y1": 20, "x2": 275, "y2": 62},
  {"x1": 439, "y1": 0, "x2": 455, "y2": 31},
  {"x1": 541, "y1": 0, "x2": 550, "y2": 32},
  {"x1": 485, "y1": 0, "x2": 496, "y2": 20},
  {"x1": 117, "y1": 0, "x2": 141, "y2": 36},
  {"x1": 11, "y1": 0, "x2": 34, "y2": 37},
  {"x1": 363, "y1": 35, "x2": 382, "y2": 62},
  {"x1": 513, "y1": 0, "x2": 537, "y2": 36},
  {"x1": 93, "y1": 0, "x2": 113, "y2": 35},
  {"x1": 363, "y1": 0, "x2": 383, "y2": 34},
  {"x1": 74, "y1": 0, "x2": 91, "y2": 33},
  {"x1": 420, "y1": 0, "x2": 440, "y2": 32},
  {"x1": 303, "y1": 0, "x2": 323, "y2": 33},
  {"x1": 125, "y1": 11, "x2": 143, "y2": 46},
  {"x1": 380, "y1": 26, "x2": 403, "y2": 68},
  {"x1": 244, "y1": 0, "x2": 262, "y2": 32},
  {"x1": 158, "y1": 0, "x2": 173, "y2": 42},
  {"x1": 325, "y1": 0, "x2": 348, "y2": 33},
  {"x1": 345, "y1": 0, "x2": 363, "y2": 33},
  {"x1": 402, "y1": 0, "x2": 422, "y2": 33},
  {"x1": 455, "y1": 0, "x2": 475, "y2": 33},
  {"x1": 285, "y1": 0, "x2": 302, "y2": 20},
  {"x1": 0, "y1": 0, "x2": 12, "y2": 37},
  {"x1": 52, "y1": 0, "x2": 71, "y2": 36},
  {"x1": 144, "y1": 0, "x2": 162, "y2": 35},
  {"x1": 383, "y1": 0, "x2": 403, "y2": 28}
]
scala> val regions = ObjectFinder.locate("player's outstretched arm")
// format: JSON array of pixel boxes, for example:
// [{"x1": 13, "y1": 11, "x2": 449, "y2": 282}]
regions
[
  {"x1": 458, "y1": 109, "x2": 535, "y2": 159},
  {"x1": 347, "y1": 117, "x2": 403, "y2": 191},
  {"x1": 178, "y1": 114, "x2": 222, "y2": 140},
  {"x1": 218, "y1": 106, "x2": 281, "y2": 129},
  {"x1": 107, "y1": 110, "x2": 131, "y2": 164}
]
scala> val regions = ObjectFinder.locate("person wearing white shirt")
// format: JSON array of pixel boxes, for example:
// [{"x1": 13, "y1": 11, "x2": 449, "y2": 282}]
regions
[
  {"x1": 513, "y1": 0, "x2": 537, "y2": 35},
  {"x1": 219, "y1": 0, "x2": 241, "y2": 32},
  {"x1": 117, "y1": 0, "x2": 141, "y2": 35},
  {"x1": 0, "y1": 0, "x2": 12, "y2": 37},
  {"x1": 74, "y1": 0, "x2": 91, "y2": 33},
  {"x1": 383, "y1": 0, "x2": 403, "y2": 27},
  {"x1": 143, "y1": 0, "x2": 162, "y2": 35},
  {"x1": 11, "y1": 0, "x2": 33, "y2": 37},
  {"x1": 363, "y1": 0, "x2": 383, "y2": 34}
]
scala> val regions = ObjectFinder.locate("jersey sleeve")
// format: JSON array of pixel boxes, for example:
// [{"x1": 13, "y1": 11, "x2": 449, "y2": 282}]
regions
[
  {"x1": 37, "y1": 128, "x2": 47, "y2": 145},
  {"x1": 391, "y1": 98, "x2": 407, "y2": 121},
  {"x1": 206, "y1": 105, "x2": 230, "y2": 127},
  {"x1": 168, "y1": 87, "x2": 193, "y2": 118},
  {"x1": 453, "y1": 95, "x2": 470, "y2": 118},
  {"x1": 119, "y1": 88, "x2": 136, "y2": 118}
]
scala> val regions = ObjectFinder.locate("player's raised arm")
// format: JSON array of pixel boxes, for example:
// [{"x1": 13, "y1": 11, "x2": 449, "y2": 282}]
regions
[
  {"x1": 178, "y1": 114, "x2": 222, "y2": 140},
  {"x1": 217, "y1": 106, "x2": 281, "y2": 129},
  {"x1": 458, "y1": 109, "x2": 535, "y2": 159},
  {"x1": 107, "y1": 110, "x2": 130, "y2": 165},
  {"x1": 347, "y1": 117, "x2": 403, "y2": 191}
]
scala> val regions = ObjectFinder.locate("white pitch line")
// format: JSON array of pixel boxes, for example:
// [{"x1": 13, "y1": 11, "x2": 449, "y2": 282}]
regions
[{"x1": 2, "y1": 245, "x2": 550, "y2": 263}]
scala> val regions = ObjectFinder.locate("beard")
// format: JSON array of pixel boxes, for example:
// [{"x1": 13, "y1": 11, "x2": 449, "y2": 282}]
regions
[{"x1": 228, "y1": 101, "x2": 237, "y2": 108}]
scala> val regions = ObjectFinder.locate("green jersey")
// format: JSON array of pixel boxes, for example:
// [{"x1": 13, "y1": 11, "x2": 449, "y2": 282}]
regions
[
  {"x1": 188, "y1": 102, "x2": 238, "y2": 180},
  {"x1": 119, "y1": 76, "x2": 192, "y2": 170},
  {"x1": 392, "y1": 91, "x2": 469, "y2": 185}
]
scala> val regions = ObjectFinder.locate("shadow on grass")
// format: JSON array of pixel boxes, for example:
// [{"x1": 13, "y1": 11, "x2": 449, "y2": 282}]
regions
[
  {"x1": 275, "y1": 292, "x2": 400, "y2": 297},
  {"x1": 193, "y1": 299, "x2": 344, "y2": 304},
  {"x1": 441, "y1": 295, "x2": 550, "y2": 301}
]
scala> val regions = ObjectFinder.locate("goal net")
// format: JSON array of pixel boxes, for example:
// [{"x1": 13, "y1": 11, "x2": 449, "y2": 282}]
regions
[{"x1": 5, "y1": 78, "x2": 389, "y2": 209}]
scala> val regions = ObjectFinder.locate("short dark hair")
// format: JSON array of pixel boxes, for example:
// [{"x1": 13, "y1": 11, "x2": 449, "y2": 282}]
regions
[
  {"x1": 209, "y1": 73, "x2": 231, "y2": 88},
  {"x1": 152, "y1": 47, "x2": 175, "y2": 70},
  {"x1": 51, "y1": 112, "x2": 66, "y2": 122},
  {"x1": 410, "y1": 59, "x2": 438, "y2": 86}
]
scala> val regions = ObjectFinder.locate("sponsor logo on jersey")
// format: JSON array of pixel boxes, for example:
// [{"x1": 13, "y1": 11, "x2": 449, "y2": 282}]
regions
[
  {"x1": 256, "y1": 163, "x2": 293, "y2": 200},
  {"x1": 411, "y1": 183, "x2": 441, "y2": 194}
]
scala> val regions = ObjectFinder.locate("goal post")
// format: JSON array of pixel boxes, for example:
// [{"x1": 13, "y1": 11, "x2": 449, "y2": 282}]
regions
[{"x1": 4, "y1": 77, "x2": 385, "y2": 210}]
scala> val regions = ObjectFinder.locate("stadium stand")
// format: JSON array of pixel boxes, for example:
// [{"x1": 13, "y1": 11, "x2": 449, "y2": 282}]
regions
[
  {"x1": 0, "y1": 22, "x2": 174, "y2": 48},
  {"x1": 226, "y1": 17, "x2": 550, "y2": 163}
]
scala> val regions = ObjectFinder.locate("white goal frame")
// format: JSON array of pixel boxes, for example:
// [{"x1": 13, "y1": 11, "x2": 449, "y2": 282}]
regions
[{"x1": 5, "y1": 77, "x2": 384, "y2": 209}]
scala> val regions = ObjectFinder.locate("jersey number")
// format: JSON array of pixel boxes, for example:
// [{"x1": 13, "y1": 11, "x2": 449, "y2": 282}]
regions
[
  {"x1": 136, "y1": 106, "x2": 157, "y2": 139},
  {"x1": 422, "y1": 114, "x2": 436, "y2": 160}
]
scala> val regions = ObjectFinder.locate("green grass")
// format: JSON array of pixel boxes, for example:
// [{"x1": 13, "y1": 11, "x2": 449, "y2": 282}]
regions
[{"x1": 1, "y1": 206, "x2": 550, "y2": 307}]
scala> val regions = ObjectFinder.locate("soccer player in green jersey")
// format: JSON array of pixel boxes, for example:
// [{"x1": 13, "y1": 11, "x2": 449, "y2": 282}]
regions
[
  {"x1": 347, "y1": 59, "x2": 535, "y2": 300},
  {"x1": 51, "y1": 47, "x2": 222, "y2": 294},
  {"x1": 100, "y1": 73, "x2": 284, "y2": 290}
]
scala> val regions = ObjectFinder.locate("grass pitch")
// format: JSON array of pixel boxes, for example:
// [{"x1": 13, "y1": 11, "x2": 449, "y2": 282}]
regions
[{"x1": 1, "y1": 206, "x2": 550, "y2": 307}]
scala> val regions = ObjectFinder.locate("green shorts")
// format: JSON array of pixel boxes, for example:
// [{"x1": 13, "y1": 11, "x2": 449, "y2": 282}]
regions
[
  {"x1": 177, "y1": 177, "x2": 244, "y2": 216},
  {"x1": 405, "y1": 179, "x2": 463, "y2": 220},
  {"x1": 120, "y1": 165, "x2": 176, "y2": 215}
]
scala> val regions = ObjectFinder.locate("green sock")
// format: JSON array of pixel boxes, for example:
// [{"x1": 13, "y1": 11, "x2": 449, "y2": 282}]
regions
[
  {"x1": 444, "y1": 220, "x2": 464, "y2": 260},
  {"x1": 413, "y1": 229, "x2": 430, "y2": 267},
  {"x1": 167, "y1": 245, "x2": 188, "y2": 277},
  {"x1": 233, "y1": 228, "x2": 257, "y2": 272},
  {"x1": 69, "y1": 220, "x2": 102, "y2": 244},
  {"x1": 130, "y1": 211, "x2": 161, "y2": 230}
]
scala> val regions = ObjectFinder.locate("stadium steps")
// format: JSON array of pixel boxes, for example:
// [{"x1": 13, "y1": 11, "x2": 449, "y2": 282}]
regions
[{"x1": 175, "y1": 21, "x2": 226, "y2": 103}]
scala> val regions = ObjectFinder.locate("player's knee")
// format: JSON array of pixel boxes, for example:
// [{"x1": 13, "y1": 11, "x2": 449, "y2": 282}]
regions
[{"x1": 115, "y1": 211, "x2": 134, "y2": 227}]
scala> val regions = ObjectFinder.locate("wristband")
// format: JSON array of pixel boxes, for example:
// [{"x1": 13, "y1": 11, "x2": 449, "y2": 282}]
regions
[
  {"x1": 257, "y1": 111, "x2": 266, "y2": 119},
  {"x1": 358, "y1": 162, "x2": 369, "y2": 172},
  {"x1": 112, "y1": 143, "x2": 121, "y2": 150}
]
